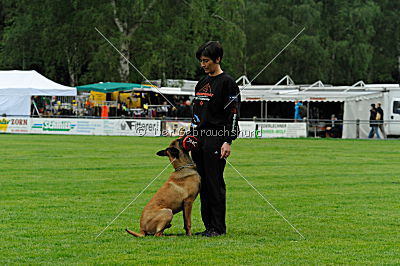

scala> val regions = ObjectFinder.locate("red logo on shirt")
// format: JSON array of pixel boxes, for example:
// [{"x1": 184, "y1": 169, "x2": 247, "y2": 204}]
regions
[{"x1": 197, "y1": 83, "x2": 213, "y2": 97}]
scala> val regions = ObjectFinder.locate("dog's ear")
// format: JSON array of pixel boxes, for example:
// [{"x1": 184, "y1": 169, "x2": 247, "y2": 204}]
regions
[
  {"x1": 156, "y1": 147, "x2": 180, "y2": 158},
  {"x1": 166, "y1": 147, "x2": 180, "y2": 159},
  {"x1": 156, "y1": 149, "x2": 167, "y2": 156}
]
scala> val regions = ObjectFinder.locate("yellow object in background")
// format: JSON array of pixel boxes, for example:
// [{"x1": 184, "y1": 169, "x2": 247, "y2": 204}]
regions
[
  {"x1": 111, "y1": 91, "x2": 119, "y2": 101},
  {"x1": 90, "y1": 91, "x2": 106, "y2": 106},
  {"x1": 130, "y1": 97, "x2": 141, "y2": 108},
  {"x1": 0, "y1": 118, "x2": 10, "y2": 132},
  {"x1": 119, "y1": 93, "x2": 131, "y2": 103},
  {"x1": 119, "y1": 93, "x2": 141, "y2": 108}
]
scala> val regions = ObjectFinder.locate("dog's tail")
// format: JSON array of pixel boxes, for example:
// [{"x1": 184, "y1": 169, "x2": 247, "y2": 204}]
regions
[{"x1": 126, "y1": 228, "x2": 145, "y2": 237}]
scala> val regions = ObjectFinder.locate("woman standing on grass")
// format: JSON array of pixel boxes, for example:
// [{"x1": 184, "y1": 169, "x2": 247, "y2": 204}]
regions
[{"x1": 189, "y1": 41, "x2": 240, "y2": 237}]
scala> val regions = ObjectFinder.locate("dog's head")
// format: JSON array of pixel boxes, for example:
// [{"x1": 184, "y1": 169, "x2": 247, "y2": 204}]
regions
[
  {"x1": 156, "y1": 136, "x2": 199, "y2": 160},
  {"x1": 156, "y1": 139, "x2": 184, "y2": 160}
]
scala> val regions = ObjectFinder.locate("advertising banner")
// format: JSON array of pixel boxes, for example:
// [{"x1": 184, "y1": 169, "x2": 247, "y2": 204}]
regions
[
  {"x1": 238, "y1": 121, "x2": 257, "y2": 138},
  {"x1": 1, "y1": 117, "x2": 30, "y2": 134},
  {"x1": 30, "y1": 118, "x2": 78, "y2": 135},
  {"x1": 115, "y1": 119, "x2": 161, "y2": 136},
  {"x1": 164, "y1": 121, "x2": 191, "y2": 136},
  {"x1": 75, "y1": 119, "x2": 106, "y2": 135},
  {"x1": 1, "y1": 118, "x2": 306, "y2": 139},
  {"x1": 256, "y1": 122, "x2": 307, "y2": 138}
]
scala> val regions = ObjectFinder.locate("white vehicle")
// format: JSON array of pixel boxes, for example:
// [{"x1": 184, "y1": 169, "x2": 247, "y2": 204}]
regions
[{"x1": 383, "y1": 91, "x2": 400, "y2": 136}]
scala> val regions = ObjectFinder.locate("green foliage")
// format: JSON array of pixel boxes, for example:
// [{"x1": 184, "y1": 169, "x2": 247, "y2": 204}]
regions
[
  {"x1": 323, "y1": 0, "x2": 380, "y2": 84},
  {"x1": 0, "y1": 0, "x2": 399, "y2": 85},
  {"x1": 370, "y1": 0, "x2": 400, "y2": 82},
  {"x1": 1, "y1": 135, "x2": 400, "y2": 264}
]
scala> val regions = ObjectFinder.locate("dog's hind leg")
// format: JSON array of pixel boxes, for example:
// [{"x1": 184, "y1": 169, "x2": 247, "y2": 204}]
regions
[{"x1": 153, "y1": 208, "x2": 173, "y2": 237}]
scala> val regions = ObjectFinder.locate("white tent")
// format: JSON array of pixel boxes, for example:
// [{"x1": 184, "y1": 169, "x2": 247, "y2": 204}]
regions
[
  {"x1": 236, "y1": 75, "x2": 400, "y2": 138},
  {"x1": 238, "y1": 76, "x2": 385, "y2": 103},
  {"x1": 151, "y1": 87, "x2": 194, "y2": 96},
  {"x1": 0, "y1": 70, "x2": 77, "y2": 116}
]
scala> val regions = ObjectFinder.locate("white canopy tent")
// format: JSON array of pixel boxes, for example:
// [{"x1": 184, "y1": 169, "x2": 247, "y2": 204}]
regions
[
  {"x1": 236, "y1": 75, "x2": 400, "y2": 138},
  {"x1": 147, "y1": 79, "x2": 196, "y2": 96},
  {"x1": 152, "y1": 87, "x2": 194, "y2": 96},
  {"x1": 238, "y1": 75, "x2": 385, "y2": 103},
  {"x1": 240, "y1": 86, "x2": 385, "y2": 103},
  {"x1": 0, "y1": 70, "x2": 77, "y2": 116}
]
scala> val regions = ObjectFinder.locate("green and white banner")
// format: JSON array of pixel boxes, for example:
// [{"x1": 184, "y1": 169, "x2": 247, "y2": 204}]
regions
[
  {"x1": 1, "y1": 118, "x2": 305, "y2": 138},
  {"x1": 256, "y1": 122, "x2": 307, "y2": 138},
  {"x1": 1, "y1": 118, "x2": 161, "y2": 136}
]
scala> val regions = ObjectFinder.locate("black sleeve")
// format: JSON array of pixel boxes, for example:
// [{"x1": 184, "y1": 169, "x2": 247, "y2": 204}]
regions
[
  {"x1": 223, "y1": 79, "x2": 240, "y2": 144},
  {"x1": 187, "y1": 80, "x2": 201, "y2": 137}
]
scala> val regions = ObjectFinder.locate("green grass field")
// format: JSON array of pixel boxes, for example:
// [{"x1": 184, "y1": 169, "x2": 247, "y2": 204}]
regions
[{"x1": 1, "y1": 134, "x2": 399, "y2": 264}]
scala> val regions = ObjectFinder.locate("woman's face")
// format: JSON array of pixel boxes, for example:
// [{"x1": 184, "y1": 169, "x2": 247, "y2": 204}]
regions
[{"x1": 199, "y1": 56, "x2": 220, "y2": 75}]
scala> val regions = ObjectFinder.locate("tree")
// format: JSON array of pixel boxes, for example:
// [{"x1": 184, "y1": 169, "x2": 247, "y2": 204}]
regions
[
  {"x1": 0, "y1": 0, "x2": 398, "y2": 86},
  {"x1": 245, "y1": 0, "x2": 328, "y2": 84},
  {"x1": 369, "y1": 0, "x2": 400, "y2": 82},
  {"x1": 1, "y1": 0, "x2": 104, "y2": 86},
  {"x1": 320, "y1": 0, "x2": 380, "y2": 84},
  {"x1": 110, "y1": 0, "x2": 157, "y2": 82}
]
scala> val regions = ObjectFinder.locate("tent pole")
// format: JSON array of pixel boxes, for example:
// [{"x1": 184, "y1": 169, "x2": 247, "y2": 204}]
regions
[
  {"x1": 261, "y1": 101, "x2": 263, "y2": 121},
  {"x1": 306, "y1": 101, "x2": 310, "y2": 137},
  {"x1": 32, "y1": 98, "x2": 41, "y2": 118},
  {"x1": 265, "y1": 101, "x2": 268, "y2": 122}
]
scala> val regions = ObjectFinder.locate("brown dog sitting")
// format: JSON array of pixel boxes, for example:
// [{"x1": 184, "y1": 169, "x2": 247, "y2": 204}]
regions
[{"x1": 126, "y1": 138, "x2": 200, "y2": 237}]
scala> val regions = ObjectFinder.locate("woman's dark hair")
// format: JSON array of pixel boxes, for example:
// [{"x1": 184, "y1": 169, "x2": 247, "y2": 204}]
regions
[{"x1": 196, "y1": 41, "x2": 223, "y2": 63}]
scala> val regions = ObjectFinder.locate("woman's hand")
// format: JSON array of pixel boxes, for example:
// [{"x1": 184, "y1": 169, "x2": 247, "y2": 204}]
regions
[{"x1": 220, "y1": 142, "x2": 231, "y2": 159}]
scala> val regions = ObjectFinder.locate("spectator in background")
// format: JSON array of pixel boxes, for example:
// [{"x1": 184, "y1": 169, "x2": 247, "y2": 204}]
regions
[
  {"x1": 368, "y1": 104, "x2": 380, "y2": 139},
  {"x1": 182, "y1": 100, "x2": 192, "y2": 117},
  {"x1": 326, "y1": 114, "x2": 338, "y2": 137},
  {"x1": 294, "y1": 101, "x2": 303, "y2": 121},
  {"x1": 376, "y1": 102, "x2": 386, "y2": 139},
  {"x1": 170, "y1": 106, "x2": 177, "y2": 118},
  {"x1": 177, "y1": 100, "x2": 185, "y2": 117},
  {"x1": 160, "y1": 101, "x2": 169, "y2": 114},
  {"x1": 85, "y1": 98, "x2": 93, "y2": 116}
]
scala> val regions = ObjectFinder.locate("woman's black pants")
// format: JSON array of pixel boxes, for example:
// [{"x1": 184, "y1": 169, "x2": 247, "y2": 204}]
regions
[{"x1": 191, "y1": 136, "x2": 227, "y2": 234}]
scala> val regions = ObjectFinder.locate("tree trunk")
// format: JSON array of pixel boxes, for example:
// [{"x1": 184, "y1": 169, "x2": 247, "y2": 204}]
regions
[
  {"x1": 119, "y1": 41, "x2": 130, "y2": 82},
  {"x1": 111, "y1": 0, "x2": 157, "y2": 82},
  {"x1": 67, "y1": 63, "x2": 76, "y2": 86},
  {"x1": 66, "y1": 51, "x2": 77, "y2": 86},
  {"x1": 65, "y1": 44, "x2": 79, "y2": 86}
]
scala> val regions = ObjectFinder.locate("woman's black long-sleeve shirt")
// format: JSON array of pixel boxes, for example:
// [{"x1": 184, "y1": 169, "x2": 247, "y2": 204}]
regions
[{"x1": 190, "y1": 72, "x2": 240, "y2": 144}]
